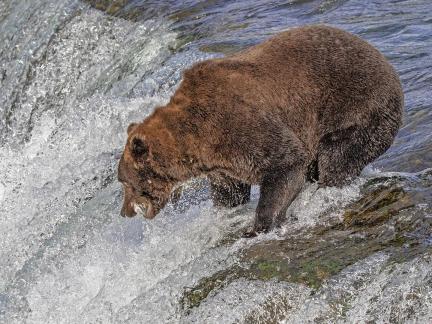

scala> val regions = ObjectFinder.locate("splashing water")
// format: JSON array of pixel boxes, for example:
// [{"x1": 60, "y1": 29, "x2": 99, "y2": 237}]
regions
[{"x1": 1, "y1": 0, "x2": 431, "y2": 323}]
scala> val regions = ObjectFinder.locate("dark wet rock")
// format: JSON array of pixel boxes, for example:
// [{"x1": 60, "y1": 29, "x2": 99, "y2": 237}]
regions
[
  {"x1": 181, "y1": 170, "x2": 432, "y2": 310},
  {"x1": 82, "y1": 0, "x2": 164, "y2": 22},
  {"x1": 84, "y1": 0, "x2": 130, "y2": 16},
  {"x1": 343, "y1": 186, "x2": 413, "y2": 227}
]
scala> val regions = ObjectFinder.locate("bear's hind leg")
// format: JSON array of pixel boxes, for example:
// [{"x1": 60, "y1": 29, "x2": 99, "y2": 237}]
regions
[
  {"x1": 317, "y1": 123, "x2": 397, "y2": 187},
  {"x1": 210, "y1": 175, "x2": 251, "y2": 208}
]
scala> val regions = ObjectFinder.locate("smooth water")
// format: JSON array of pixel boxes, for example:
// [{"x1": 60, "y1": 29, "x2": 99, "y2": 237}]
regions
[{"x1": 0, "y1": 0, "x2": 431, "y2": 323}]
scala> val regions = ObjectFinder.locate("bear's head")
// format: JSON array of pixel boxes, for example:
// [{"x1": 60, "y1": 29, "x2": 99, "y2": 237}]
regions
[{"x1": 118, "y1": 121, "x2": 179, "y2": 219}]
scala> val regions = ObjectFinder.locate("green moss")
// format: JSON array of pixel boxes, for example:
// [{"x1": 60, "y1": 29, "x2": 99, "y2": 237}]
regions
[
  {"x1": 294, "y1": 259, "x2": 345, "y2": 289},
  {"x1": 257, "y1": 261, "x2": 276, "y2": 272}
]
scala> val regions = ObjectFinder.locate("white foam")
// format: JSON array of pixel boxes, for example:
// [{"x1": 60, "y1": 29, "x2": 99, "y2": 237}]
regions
[{"x1": 0, "y1": 2, "x2": 177, "y2": 301}]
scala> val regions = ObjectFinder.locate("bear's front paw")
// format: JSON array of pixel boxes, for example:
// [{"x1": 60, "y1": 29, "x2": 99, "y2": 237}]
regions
[
  {"x1": 242, "y1": 230, "x2": 258, "y2": 238},
  {"x1": 242, "y1": 222, "x2": 272, "y2": 238}
]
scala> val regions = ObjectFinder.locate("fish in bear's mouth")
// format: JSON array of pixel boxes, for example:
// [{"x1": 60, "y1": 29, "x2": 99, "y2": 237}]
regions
[{"x1": 133, "y1": 201, "x2": 156, "y2": 219}]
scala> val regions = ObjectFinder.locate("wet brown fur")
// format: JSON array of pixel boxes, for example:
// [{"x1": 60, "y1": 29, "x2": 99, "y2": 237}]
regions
[{"x1": 118, "y1": 25, "x2": 403, "y2": 233}]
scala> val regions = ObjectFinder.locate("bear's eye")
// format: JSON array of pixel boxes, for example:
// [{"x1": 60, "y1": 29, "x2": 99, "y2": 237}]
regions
[{"x1": 140, "y1": 191, "x2": 155, "y2": 200}]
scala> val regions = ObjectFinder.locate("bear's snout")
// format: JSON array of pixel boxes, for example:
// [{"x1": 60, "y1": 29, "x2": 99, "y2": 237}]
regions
[
  {"x1": 120, "y1": 201, "x2": 137, "y2": 217},
  {"x1": 120, "y1": 198, "x2": 157, "y2": 219}
]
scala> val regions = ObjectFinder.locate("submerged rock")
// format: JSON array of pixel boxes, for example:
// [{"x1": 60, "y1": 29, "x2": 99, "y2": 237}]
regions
[
  {"x1": 82, "y1": 0, "x2": 155, "y2": 21},
  {"x1": 84, "y1": 0, "x2": 130, "y2": 16},
  {"x1": 343, "y1": 185, "x2": 413, "y2": 227},
  {"x1": 82, "y1": 1, "x2": 252, "y2": 54},
  {"x1": 181, "y1": 170, "x2": 432, "y2": 310},
  {"x1": 199, "y1": 42, "x2": 249, "y2": 55}
]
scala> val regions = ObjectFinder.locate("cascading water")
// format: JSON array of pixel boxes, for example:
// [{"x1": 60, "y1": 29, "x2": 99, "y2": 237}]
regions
[{"x1": 1, "y1": 0, "x2": 431, "y2": 323}]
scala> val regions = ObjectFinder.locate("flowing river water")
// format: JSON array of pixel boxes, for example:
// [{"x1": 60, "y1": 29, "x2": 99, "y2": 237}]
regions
[{"x1": 0, "y1": 0, "x2": 431, "y2": 323}]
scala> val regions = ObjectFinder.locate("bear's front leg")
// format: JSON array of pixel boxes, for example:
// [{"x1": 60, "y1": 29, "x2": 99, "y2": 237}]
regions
[
  {"x1": 251, "y1": 166, "x2": 306, "y2": 234},
  {"x1": 209, "y1": 174, "x2": 251, "y2": 208}
]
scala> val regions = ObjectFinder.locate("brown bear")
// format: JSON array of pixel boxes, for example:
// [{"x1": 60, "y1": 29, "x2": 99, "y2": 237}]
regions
[{"x1": 117, "y1": 25, "x2": 403, "y2": 234}]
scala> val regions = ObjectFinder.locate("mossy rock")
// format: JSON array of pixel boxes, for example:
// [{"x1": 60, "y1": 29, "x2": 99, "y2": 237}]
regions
[
  {"x1": 344, "y1": 186, "x2": 414, "y2": 227},
  {"x1": 180, "y1": 172, "x2": 432, "y2": 310},
  {"x1": 181, "y1": 265, "x2": 245, "y2": 309},
  {"x1": 181, "y1": 226, "x2": 389, "y2": 309}
]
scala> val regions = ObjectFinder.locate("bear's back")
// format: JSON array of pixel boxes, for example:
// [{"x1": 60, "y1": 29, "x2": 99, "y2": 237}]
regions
[
  {"x1": 177, "y1": 25, "x2": 403, "y2": 146},
  {"x1": 233, "y1": 25, "x2": 402, "y2": 125}
]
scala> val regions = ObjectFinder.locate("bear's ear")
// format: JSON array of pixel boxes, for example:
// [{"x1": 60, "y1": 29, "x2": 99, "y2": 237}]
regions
[
  {"x1": 130, "y1": 136, "x2": 149, "y2": 161},
  {"x1": 127, "y1": 123, "x2": 138, "y2": 135}
]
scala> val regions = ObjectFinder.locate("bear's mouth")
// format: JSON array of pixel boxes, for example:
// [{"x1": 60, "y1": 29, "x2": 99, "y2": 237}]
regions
[{"x1": 133, "y1": 202, "x2": 156, "y2": 219}]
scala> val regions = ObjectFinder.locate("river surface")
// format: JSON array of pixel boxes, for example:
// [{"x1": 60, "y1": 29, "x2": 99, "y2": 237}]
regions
[{"x1": 0, "y1": 0, "x2": 431, "y2": 323}]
